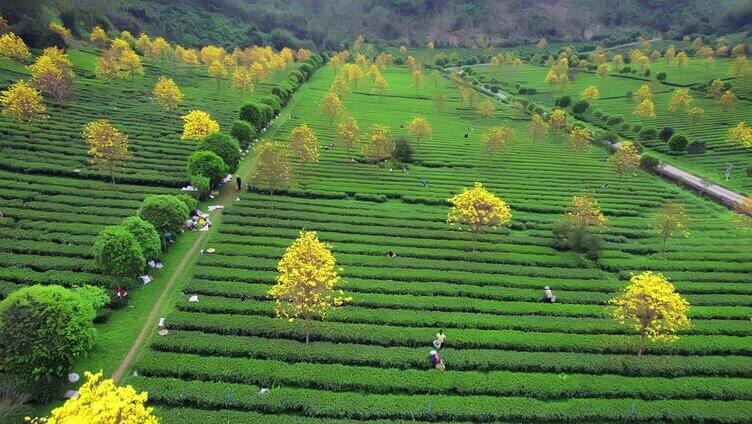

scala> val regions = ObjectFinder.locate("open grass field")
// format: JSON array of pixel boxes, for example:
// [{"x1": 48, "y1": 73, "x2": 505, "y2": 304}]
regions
[
  {"x1": 473, "y1": 56, "x2": 752, "y2": 194},
  {"x1": 125, "y1": 63, "x2": 752, "y2": 422}
]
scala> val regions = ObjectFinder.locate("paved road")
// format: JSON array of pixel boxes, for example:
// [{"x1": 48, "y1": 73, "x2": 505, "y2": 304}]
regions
[{"x1": 657, "y1": 163, "x2": 750, "y2": 212}]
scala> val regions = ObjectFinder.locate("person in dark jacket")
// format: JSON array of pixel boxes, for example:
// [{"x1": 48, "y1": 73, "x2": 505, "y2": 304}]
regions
[{"x1": 236, "y1": 176, "x2": 242, "y2": 192}]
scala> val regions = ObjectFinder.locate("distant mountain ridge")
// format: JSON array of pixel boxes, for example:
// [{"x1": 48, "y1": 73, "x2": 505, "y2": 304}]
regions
[{"x1": 2, "y1": 0, "x2": 751, "y2": 50}]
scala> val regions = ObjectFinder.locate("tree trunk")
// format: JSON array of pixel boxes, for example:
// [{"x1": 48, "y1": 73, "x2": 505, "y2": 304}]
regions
[
  {"x1": 304, "y1": 316, "x2": 310, "y2": 346},
  {"x1": 109, "y1": 166, "x2": 118, "y2": 189},
  {"x1": 636, "y1": 334, "x2": 646, "y2": 360}
]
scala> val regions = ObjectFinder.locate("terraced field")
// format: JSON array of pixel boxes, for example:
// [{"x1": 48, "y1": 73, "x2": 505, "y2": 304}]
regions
[
  {"x1": 0, "y1": 47, "x2": 312, "y2": 303},
  {"x1": 473, "y1": 56, "x2": 752, "y2": 194},
  {"x1": 0, "y1": 48, "x2": 297, "y2": 186},
  {"x1": 128, "y1": 64, "x2": 752, "y2": 422}
]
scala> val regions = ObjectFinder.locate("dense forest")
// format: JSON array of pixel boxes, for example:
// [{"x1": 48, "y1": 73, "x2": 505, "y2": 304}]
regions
[{"x1": 2, "y1": 0, "x2": 752, "y2": 50}]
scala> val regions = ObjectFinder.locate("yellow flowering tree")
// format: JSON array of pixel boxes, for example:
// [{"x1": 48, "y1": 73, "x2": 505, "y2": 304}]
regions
[
  {"x1": 365, "y1": 123, "x2": 393, "y2": 165},
  {"x1": 482, "y1": 126, "x2": 512, "y2": 156},
  {"x1": 82, "y1": 120, "x2": 129, "y2": 186},
  {"x1": 26, "y1": 371, "x2": 157, "y2": 423},
  {"x1": 249, "y1": 140, "x2": 290, "y2": 195},
  {"x1": 208, "y1": 60, "x2": 228, "y2": 91},
  {"x1": 580, "y1": 85, "x2": 600, "y2": 101},
  {"x1": 633, "y1": 98, "x2": 656, "y2": 119},
  {"x1": 336, "y1": 115, "x2": 360, "y2": 160},
  {"x1": 708, "y1": 79, "x2": 724, "y2": 99},
  {"x1": 289, "y1": 124, "x2": 319, "y2": 179},
  {"x1": 433, "y1": 92, "x2": 448, "y2": 113},
  {"x1": 0, "y1": 32, "x2": 31, "y2": 62},
  {"x1": 609, "y1": 272, "x2": 690, "y2": 358},
  {"x1": 567, "y1": 126, "x2": 592, "y2": 153},
  {"x1": 1, "y1": 80, "x2": 46, "y2": 134},
  {"x1": 28, "y1": 47, "x2": 75, "y2": 102},
  {"x1": 321, "y1": 90, "x2": 343, "y2": 127},
  {"x1": 676, "y1": 51, "x2": 688, "y2": 67},
  {"x1": 268, "y1": 231, "x2": 350, "y2": 346},
  {"x1": 95, "y1": 39, "x2": 143, "y2": 80},
  {"x1": 411, "y1": 67, "x2": 424, "y2": 92},
  {"x1": 664, "y1": 45, "x2": 676, "y2": 64},
  {"x1": 652, "y1": 203, "x2": 690, "y2": 251},
  {"x1": 152, "y1": 76, "x2": 183, "y2": 112},
  {"x1": 720, "y1": 90, "x2": 737, "y2": 113},
  {"x1": 730, "y1": 55, "x2": 751, "y2": 80},
  {"x1": 530, "y1": 113, "x2": 549, "y2": 142},
  {"x1": 231, "y1": 67, "x2": 254, "y2": 93},
  {"x1": 596, "y1": 63, "x2": 610, "y2": 83},
  {"x1": 548, "y1": 109, "x2": 568, "y2": 141},
  {"x1": 181, "y1": 110, "x2": 219, "y2": 141},
  {"x1": 372, "y1": 73, "x2": 389, "y2": 99},
  {"x1": 409, "y1": 116, "x2": 432, "y2": 143},
  {"x1": 89, "y1": 26, "x2": 109, "y2": 48},
  {"x1": 668, "y1": 89, "x2": 693, "y2": 114},
  {"x1": 687, "y1": 106, "x2": 704, "y2": 128},
  {"x1": 609, "y1": 141, "x2": 641, "y2": 181},
  {"x1": 447, "y1": 182, "x2": 512, "y2": 249},
  {"x1": 476, "y1": 99, "x2": 496, "y2": 121},
  {"x1": 48, "y1": 22, "x2": 72, "y2": 45},
  {"x1": 727, "y1": 121, "x2": 752, "y2": 148},
  {"x1": 553, "y1": 192, "x2": 607, "y2": 258},
  {"x1": 633, "y1": 84, "x2": 653, "y2": 102},
  {"x1": 457, "y1": 84, "x2": 476, "y2": 108}
]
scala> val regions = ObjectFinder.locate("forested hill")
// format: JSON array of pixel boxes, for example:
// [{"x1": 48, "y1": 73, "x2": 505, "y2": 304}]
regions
[{"x1": 2, "y1": 0, "x2": 752, "y2": 50}]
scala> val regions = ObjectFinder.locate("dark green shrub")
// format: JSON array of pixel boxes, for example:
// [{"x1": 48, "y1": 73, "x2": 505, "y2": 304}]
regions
[
  {"x1": 659, "y1": 127, "x2": 674, "y2": 142},
  {"x1": 230, "y1": 120, "x2": 256, "y2": 150},
  {"x1": 299, "y1": 63, "x2": 314, "y2": 78},
  {"x1": 554, "y1": 95, "x2": 572, "y2": 107},
  {"x1": 746, "y1": 165, "x2": 752, "y2": 177},
  {"x1": 639, "y1": 127, "x2": 658, "y2": 141},
  {"x1": 668, "y1": 134, "x2": 688, "y2": 152},
  {"x1": 640, "y1": 153, "x2": 660, "y2": 170},
  {"x1": 120, "y1": 216, "x2": 161, "y2": 260},
  {"x1": 687, "y1": 140, "x2": 707, "y2": 154},
  {"x1": 606, "y1": 115, "x2": 624, "y2": 126},
  {"x1": 239, "y1": 103, "x2": 270, "y2": 131},
  {"x1": 393, "y1": 137, "x2": 414, "y2": 163},
  {"x1": 197, "y1": 132, "x2": 241, "y2": 173},
  {"x1": 571, "y1": 100, "x2": 589, "y2": 115},
  {"x1": 552, "y1": 221, "x2": 604, "y2": 259},
  {"x1": 656, "y1": 72, "x2": 667, "y2": 82},
  {"x1": 93, "y1": 226, "x2": 145, "y2": 278},
  {"x1": 187, "y1": 151, "x2": 229, "y2": 186},
  {"x1": 261, "y1": 96, "x2": 282, "y2": 115}
]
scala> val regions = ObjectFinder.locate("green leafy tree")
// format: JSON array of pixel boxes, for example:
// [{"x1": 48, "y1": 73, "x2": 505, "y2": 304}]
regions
[
  {"x1": 0, "y1": 285, "x2": 103, "y2": 401},
  {"x1": 120, "y1": 216, "x2": 161, "y2": 260},
  {"x1": 138, "y1": 195, "x2": 190, "y2": 245},
  {"x1": 187, "y1": 150, "x2": 229, "y2": 186},
  {"x1": 197, "y1": 131, "x2": 241, "y2": 173},
  {"x1": 93, "y1": 226, "x2": 146, "y2": 279},
  {"x1": 230, "y1": 120, "x2": 256, "y2": 150}
]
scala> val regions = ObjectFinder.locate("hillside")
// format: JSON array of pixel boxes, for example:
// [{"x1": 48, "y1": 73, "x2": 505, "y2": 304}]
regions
[{"x1": 3, "y1": 0, "x2": 752, "y2": 50}]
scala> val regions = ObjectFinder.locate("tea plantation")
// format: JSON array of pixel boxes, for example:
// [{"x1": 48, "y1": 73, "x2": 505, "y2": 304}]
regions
[
  {"x1": 472, "y1": 55, "x2": 752, "y2": 193},
  {"x1": 124, "y1": 64, "x2": 752, "y2": 422}
]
